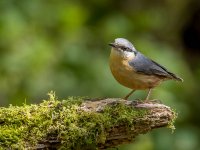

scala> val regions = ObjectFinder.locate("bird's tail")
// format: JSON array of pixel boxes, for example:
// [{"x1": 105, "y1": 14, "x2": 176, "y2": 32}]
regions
[{"x1": 168, "y1": 72, "x2": 183, "y2": 82}]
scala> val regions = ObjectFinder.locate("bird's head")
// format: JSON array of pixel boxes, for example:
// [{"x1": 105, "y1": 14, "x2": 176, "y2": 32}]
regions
[{"x1": 109, "y1": 38, "x2": 137, "y2": 58}]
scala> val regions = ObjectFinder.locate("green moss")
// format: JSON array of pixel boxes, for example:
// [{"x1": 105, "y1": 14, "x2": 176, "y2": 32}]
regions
[
  {"x1": 103, "y1": 103, "x2": 147, "y2": 125},
  {"x1": 0, "y1": 92, "x2": 148, "y2": 149},
  {"x1": 167, "y1": 109, "x2": 178, "y2": 133}
]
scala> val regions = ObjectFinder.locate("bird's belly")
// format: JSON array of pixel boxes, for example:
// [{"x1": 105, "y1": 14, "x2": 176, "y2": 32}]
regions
[{"x1": 110, "y1": 61, "x2": 162, "y2": 90}]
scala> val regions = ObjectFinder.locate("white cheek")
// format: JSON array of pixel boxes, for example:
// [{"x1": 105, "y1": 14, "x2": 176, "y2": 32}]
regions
[
  {"x1": 111, "y1": 48, "x2": 135, "y2": 58},
  {"x1": 123, "y1": 51, "x2": 134, "y2": 58}
]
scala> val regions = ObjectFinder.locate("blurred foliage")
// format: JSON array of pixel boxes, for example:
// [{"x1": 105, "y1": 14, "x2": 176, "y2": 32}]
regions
[{"x1": 0, "y1": 0, "x2": 200, "y2": 150}]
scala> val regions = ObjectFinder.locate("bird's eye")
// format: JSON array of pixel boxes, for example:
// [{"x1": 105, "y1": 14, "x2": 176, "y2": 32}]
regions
[
  {"x1": 121, "y1": 47, "x2": 126, "y2": 51},
  {"x1": 122, "y1": 47, "x2": 131, "y2": 52}
]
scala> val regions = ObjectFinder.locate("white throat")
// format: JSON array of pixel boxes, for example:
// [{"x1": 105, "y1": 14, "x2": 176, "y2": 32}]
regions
[
  {"x1": 111, "y1": 48, "x2": 135, "y2": 59},
  {"x1": 122, "y1": 51, "x2": 134, "y2": 58}
]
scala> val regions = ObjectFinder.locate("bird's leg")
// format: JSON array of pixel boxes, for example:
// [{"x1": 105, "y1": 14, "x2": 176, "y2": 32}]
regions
[
  {"x1": 145, "y1": 89, "x2": 152, "y2": 100},
  {"x1": 124, "y1": 90, "x2": 135, "y2": 100}
]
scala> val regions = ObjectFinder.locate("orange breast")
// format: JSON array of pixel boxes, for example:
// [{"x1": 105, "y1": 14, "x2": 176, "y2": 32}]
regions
[{"x1": 109, "y1": 50, "x2": 162, "y2": 90}]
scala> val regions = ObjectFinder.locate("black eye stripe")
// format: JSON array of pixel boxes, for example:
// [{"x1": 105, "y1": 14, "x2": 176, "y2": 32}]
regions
[{"x1": 120, "y1": 46, "x2": 132, "y2": 52}]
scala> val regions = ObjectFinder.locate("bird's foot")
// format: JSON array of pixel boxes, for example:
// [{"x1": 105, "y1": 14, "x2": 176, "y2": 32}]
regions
[
  {"x1": 149, "y1": 99, "x2": 163, "y2": 104},
  {"x1": 142, "y1": 99, "x2": 163, "y2": 104}
]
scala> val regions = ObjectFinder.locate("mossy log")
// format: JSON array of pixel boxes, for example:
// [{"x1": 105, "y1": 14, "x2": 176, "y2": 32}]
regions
[{"x1": 0, "y1": 93, "x2": 176, "y2": 150}]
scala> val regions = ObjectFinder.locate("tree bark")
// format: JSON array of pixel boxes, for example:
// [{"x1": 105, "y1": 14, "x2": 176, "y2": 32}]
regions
[{"x1": 36, "y1": 98, "x2": 176, "y2": 150}]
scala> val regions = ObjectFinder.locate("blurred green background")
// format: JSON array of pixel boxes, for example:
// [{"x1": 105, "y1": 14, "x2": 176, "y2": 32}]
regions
[{"x1": 0, "y1": 0, "x2": 200, "y2": 149}]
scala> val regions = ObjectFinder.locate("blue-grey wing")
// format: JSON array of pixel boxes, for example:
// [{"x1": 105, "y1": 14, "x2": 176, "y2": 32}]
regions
[{"x1": 129, "y1": 52, "x2": 181, "y2": 80}]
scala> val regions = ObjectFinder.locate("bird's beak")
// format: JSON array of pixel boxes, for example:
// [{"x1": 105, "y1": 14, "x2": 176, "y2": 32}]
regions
[{"x1": 108, "y1": 43, "x2": 116, "y2": 47}]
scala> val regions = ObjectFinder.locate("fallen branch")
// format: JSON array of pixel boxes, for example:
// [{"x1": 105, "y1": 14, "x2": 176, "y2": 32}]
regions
[{"x1": 0, "y1": 94, "x2": 176, "y2": 150}]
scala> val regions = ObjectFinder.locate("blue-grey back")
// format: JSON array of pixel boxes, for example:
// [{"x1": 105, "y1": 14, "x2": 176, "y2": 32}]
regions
[{"x1": 128, "y1": 52, "x2": 178, "y2": 79}]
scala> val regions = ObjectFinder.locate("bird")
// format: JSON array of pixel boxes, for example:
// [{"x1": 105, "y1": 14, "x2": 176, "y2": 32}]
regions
[{"x1": 108, "y1": 38, "x2": 183, "y2": 100}]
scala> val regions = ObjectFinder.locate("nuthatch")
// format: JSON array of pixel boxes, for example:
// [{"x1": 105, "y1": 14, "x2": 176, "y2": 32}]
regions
[{"x1": 109, "y1": 38, "x2": 183, "y2": 100}]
